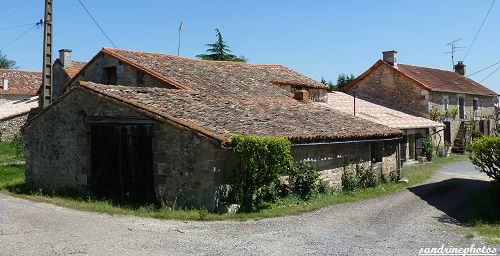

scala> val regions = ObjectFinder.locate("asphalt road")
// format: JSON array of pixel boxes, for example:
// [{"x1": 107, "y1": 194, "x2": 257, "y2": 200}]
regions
[{"x1": 0, "y1": 161, "x2": 498, "y2": 256}]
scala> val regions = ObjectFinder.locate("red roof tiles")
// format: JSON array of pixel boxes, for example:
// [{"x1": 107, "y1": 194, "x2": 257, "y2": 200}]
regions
[
  {"x1": 397, "y1": 64, "x2": 497, "y2": 96},
  {"x1": 77, "y1": 81, "x2": 401, "y2": 143},
  {"x1": 0, "y1": 96, "x2": 38, "y2": 120},
  {"x1": 63, "y1": 61, "x2": 87, "y2": 78},
  {"x1": 342, "y1": 60, "x2": 498, "y2": 96},
  {"x1": 0, "y1": 69, "x2": 41, "y2": 95},
  {"x1": 322, "y1": 92, "x2": 444, "y2": 130}
]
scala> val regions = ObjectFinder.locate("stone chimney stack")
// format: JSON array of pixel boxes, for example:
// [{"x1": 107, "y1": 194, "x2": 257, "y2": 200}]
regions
[
  {"x1": 454, "y1": 61, "x2": 466, "y2": 76},
  {"x1": 2, "y1": 78, "x2": 8, "y2": 91},
  {"x1": 59, "y1": 49, "x2": 72, "y2": 68},
  {"x1": 382, "y1": 50, "x2": 398, "y2": 68}
]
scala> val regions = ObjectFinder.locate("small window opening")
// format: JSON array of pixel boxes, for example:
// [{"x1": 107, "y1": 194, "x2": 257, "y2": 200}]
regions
[
  {"x1": 104, "y1": 66, "x2": 117, "y2": 85},
  {"x1": 473, "y1": 98, "x2": 478, "y2": 111}
]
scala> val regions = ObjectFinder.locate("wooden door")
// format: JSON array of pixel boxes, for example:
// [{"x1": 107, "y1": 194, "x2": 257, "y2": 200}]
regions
[{"x1": 90, "y1": 124, "x2": 156, "y2": 204}]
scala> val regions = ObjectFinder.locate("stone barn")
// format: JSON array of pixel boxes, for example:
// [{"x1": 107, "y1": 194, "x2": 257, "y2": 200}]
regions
[{"x1": 23, "y1": 48, "x2": 402, "y2": 210}]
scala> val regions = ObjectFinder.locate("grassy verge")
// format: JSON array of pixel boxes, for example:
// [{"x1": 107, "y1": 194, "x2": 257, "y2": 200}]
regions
[
  {"x1": 0, "y1": 141, "x2": 467, "y2": 221},
  {"x1": 463, "y1": 184, "x2": 500, "y2": 244},
  {"x1": 0, "y1": 141, "x2": 23, "y2": 164}
]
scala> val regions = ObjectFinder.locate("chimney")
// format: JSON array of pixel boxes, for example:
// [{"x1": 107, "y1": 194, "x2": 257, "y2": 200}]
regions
[
  {"x1": 59, "y1": 49, "x2": 72, "y2": 68},
  {"x1": 382, "y1": 50, "x2": 397, "y2": 68},
  {"x1": 454, "y1": 61, "x2": 466, "y2": 76},
  {"x1": 294, "y1": 90, "x2": 309, "y2": 102},
  {"x1": 2, "y1": 78, "x2": 8, "y2": 90}
]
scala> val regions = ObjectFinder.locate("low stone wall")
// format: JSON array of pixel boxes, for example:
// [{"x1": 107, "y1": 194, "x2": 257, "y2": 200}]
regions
[
  {"x1": 291, "y1": 140, "x2": 399, "y2": 190},
  {"x1": 0, "y1": 113, "x2": 28, "y2": 141}
]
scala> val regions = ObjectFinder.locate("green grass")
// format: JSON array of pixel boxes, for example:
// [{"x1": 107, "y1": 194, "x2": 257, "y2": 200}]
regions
[
  {"x1": 0, "y1": 141, "x2": 468, "y2": 221},
  {"x1": 0, "y1": 141, "x2": 23, "y2": 164},
  {"x1": 463, "y1": 184, "x2": 500, "y2": 244}
]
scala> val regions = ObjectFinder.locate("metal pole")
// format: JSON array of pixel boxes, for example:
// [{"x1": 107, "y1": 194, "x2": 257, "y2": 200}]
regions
[{"x1": 353, "y1": 92, "x2": 356, "y2": 116}]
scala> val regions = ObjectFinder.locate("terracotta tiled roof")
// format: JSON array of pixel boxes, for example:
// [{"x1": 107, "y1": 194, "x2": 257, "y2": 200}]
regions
[
  {"x1": 342, "y1": 60, "x2": 498, "y2": 96},
  {"x1": 0, "y1": 69, "x2": 41, "y2": 95},
  {"x1": 397, "y1": 64, "x2": 497, "y2": 96},
  {"x1": 63, "y1": 48, "x2": 328, "y2": 93},
  {"x1": 75, "y1": 81, "x2": 401, "y2": 143},
  {"x1": 0, "y1": 96, "x2": 38, "y2": 120},
  {"x1": 321, "y1": 92, "x2": 444, "y2": 130},
  {"x1": 63, "y1": 61, "x2": 87, "y2": 78}
]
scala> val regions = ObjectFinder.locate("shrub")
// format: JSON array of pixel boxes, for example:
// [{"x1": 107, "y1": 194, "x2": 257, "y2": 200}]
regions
[
  {"x1": 9, "y1": 133, "x2": 24, "y2": 158},
  {"x1": 468, "y1": 136, "x2": 500, "y2": 182},
  {"x1": 225, "y1": 135, "x2": 293, "y2": 212},
  {"x1": 342, "y1": 162, "x2": 360, "y2": 191},
  {"x1": 288, "y1": 162, "x2": 321, "y2": 200},
  {"x1": 422, "y1": 135, "x2": 434, "y2": 157},
  {"x1": 471, "y1": 130, "x2": 483, "y2": 140}
]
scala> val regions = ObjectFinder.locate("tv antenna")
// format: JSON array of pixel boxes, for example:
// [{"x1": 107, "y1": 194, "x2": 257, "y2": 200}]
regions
[{"x1": 445, "y1": 38, "x2": 466, "y2": 69}]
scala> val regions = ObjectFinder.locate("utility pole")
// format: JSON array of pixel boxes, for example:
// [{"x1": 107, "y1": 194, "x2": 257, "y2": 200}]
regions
[
  {"x1": 177, "y1": 21, "x2": 182, "y2": 56},
  {"x1": 40, "y1": 0, "x2": 53, "y2": 108},
  {"x1": 445, "y1": 38, "x2": 465, "y2": 70}
]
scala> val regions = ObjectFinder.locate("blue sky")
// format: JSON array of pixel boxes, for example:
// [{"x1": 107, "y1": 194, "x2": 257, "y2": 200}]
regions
[{"x1": 1, "y1": 0, "x2": 499, "y2": 92}]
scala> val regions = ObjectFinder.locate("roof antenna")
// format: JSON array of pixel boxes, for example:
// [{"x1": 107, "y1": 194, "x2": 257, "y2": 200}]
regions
[
  {"x1": 177, "y1": 21, "x2": 183, "y2": 56},
  {"x1": 445, "y1": 38, "x2": 466, "y2": 70}
]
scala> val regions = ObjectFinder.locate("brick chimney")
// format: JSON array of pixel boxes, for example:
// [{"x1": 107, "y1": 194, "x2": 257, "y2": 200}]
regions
[
  {"x1": 382, "y1": 50, "x2": 397, "y2": 68},
  {"x1": 59, "y1": 49, "x2": 72, "y2": 68},
  {"x1": 454, "y1": 61, "x2": 466, "y2": 76}
]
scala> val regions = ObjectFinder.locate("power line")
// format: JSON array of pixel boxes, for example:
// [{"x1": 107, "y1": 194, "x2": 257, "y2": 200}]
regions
[
  {"x1": 0, "y1": 22, "x2": 38, "y2": 31},
  {"x1": 0, "y1": 24, "x2": 38, "y2": 52},
  {"x1": 77, "y1": 0, "x2": 117, "y2": 48},
  {"x1": 467, "y1": 61, "x2": 500, "y2": 77},
  {"x1": 431, "y1": 61, "x2": 500, "y2": 88},
  {"x1": 462, "y1": 0, "x2": 496, "y2": 61},
  {"x1": 0, "y1": 0, "x2": 31, "y2": 25},
  {"x1": 479, "y1": 66, "x2": 500, "y2": 83}
]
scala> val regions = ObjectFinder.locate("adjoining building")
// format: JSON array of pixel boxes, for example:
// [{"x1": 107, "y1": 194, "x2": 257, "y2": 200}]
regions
[
  {"x1": 342, "y1": 51, "x2": 498, "y2": 152},
  {"x1": 0, "y1": 69, "x2": 41, "y2": 141},
  {"x1": 23, "y1": 48, "x2": 402, "y2": 210},
  {"x1": 322, "y1": 92, "x2": 444, "y2": 162}
]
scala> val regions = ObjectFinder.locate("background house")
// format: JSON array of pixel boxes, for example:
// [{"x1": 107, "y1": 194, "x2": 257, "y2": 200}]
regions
[
  {"x1": 322, "y1": 92, "x2": 444, "y2": 162},
  {"x1": 24, "y1": 48, "x2": 402, "y2": 210},
  {"x1": 342, "y1": 51, "x2": 498, "y2": 152},
  {"x1": 0, "y1": 69, "x2": 41, "y2": 141}
]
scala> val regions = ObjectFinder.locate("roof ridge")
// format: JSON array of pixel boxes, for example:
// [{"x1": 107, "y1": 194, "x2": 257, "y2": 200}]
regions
[
  {"x1": 102, "y1": 47, "x2": 286, "y2": 67},
  {"x1": 398, "y1": 63, "x2": 455, "y2": 73},
  {"x1": 0, "y1": 68, "x2": 42, "y2": 74}
]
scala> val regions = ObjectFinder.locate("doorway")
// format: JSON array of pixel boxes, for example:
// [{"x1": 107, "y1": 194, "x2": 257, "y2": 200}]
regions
[
  {"x1": 90, "y1": 124, "x2": 156, "y2": 204},
  {"x1": 444, "y1": 121, "x2": 451, "y2": 144},
  {"x1": 459, "y1": 96, "x2": 465, "y2": 119}
]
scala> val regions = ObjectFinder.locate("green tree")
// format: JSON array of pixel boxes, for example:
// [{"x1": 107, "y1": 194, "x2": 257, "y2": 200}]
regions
[
  {"x1": 196, "y1": 29, "x2": 247, "y2": 63},
  {"x1": 320, "y1": 77, "x2": 337, "y2": 92},
  {"x1": 468, "y1": 136, "x2": 500, "y2": 182},
  {"x1": 0, "y1": 51, "x2": 16, "y2": 69},
  {"x1": 336, "y1": 73, "x2": 355, "y2": 90}
]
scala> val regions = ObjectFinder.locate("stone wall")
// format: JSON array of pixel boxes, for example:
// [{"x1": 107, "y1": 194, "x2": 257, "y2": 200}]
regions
[
  {"x1": 343, "y1": 64, "x2": 430, "y2": 117},
  {"x1": 0, "y1": 113, "x2": 28, "y2": 141},
  {"x1": 24, "y1": 88, "x2": 231, "y2": 211},
  {"x1": 276, "y1": 84, "x2": 328, "y2": 102},
  {"x1": 52, "y1": 61, "x2": 69, "y2": 99},
  {"x1": 290, "y1": 140, "x2": 399, "y2": 190},
  {"x1": 428, "y1": 91, "x2": 496, "y2": 143},
  {"x1": 68, "y1": 54, "x2": 175, "y2": 89}
]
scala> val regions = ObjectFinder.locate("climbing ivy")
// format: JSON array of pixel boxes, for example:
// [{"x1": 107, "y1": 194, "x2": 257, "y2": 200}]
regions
[{"x1": 225, "y1": 135, "x2": 293, "y2": 212}]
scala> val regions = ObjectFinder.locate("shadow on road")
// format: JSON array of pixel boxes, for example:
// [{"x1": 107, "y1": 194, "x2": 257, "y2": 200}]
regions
[{"x1": 408, "y1": 178, "x2": 492, "y2": 225}]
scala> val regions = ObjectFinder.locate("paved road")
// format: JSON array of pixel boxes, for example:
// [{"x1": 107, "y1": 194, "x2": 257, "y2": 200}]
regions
[{"x1": 0, "y1": 161, "x2": 498, "y2": 255}]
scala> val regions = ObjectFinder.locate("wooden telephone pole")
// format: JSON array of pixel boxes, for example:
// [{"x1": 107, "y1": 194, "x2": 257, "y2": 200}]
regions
[{"x1": 40, "y1": 0, "x2": 53, "y2": 108}]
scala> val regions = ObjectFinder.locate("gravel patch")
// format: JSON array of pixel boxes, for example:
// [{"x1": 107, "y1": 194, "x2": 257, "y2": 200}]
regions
[{"x1": 0, "y1": 161, "x2": 498, "y2": 255}]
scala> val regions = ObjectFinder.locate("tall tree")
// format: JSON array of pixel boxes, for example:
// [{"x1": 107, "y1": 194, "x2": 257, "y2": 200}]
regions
[
  {"x1": 0, "y1": 51, "x2": 16, "y2": 69},
  {"x1": 336, "y1": 73, "x2": 355, "y2": 90},
  {"x1": 196, "y1": 29, "x2": 247, "y2": 62}
]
